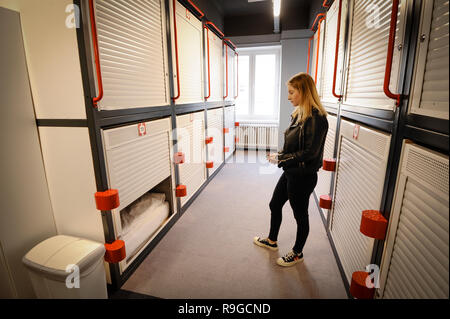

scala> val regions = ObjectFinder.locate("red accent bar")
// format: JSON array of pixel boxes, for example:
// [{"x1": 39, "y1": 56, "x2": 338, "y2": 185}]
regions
[
  {"x1": 322, "y1": 0, "x2": 331, "y2": 8},
  {"x1": 204, "y1": 26, "x2": 211, "y2": 100},
  {"x1": 205, "y1": 137, "x2": 213, "y2": 144},
  {"x1": 172, "y1": 0, "x2": 181, "y2": 102},
  {"x1": 223, "y1": 42, "x2": 228, "y2": 99},
  {"x1": 234, "y1": 51, "x2": 239, "y2": 99},
  {"x1": 205, "y1": 21, "x2": 224, "y2": 38},
  {"x1": 350, "y1": 271, "x2": 375, "y2": 299},
  {"x1": 104, "y1": 240, "x2": 126, "y2": 264},
  {"x1": 224, "y1": 147, "x2": 230, "y2": 153},
  {"x1": 315, "y1": 16, "x2": 326, "y2": 84},
  {"x1": 235, "y1": 122, "x2": 240, "y2": 127},
  {"x1": 88, "y1": 0, "x2": 104, "y2": 108},
  {"x1": 176, "y1": 185, "x2": 187, "y2": 197},
  {"x1": 311, "y1": 13, "x2": 326, "y2": 31},
  {"x1": 332, "y1": 0, "x2": 343, "y2": 100},
  {"x1": 323, "y1": 158, "x2": 336, "y2": 171},
  {"x1": 95, "y1": 189, "x2": 120, "y2": 211},
  {"x1": 319, "y1": 195, "x2": 332, "y2": 210},
  {"x1": 307, "y1": 36, "x2": 313, "y2": 74},
  {"x1": 360, "y1": 210, "x2": 388, "y2": 240},
  {"x1": 235, "y1": 137, "x2": 239, "y2": 143},
  {"x1": 206, "y1": 161, "x2": 214, "y2": 168},
  {"x1": 384, "y1": 0, "x2": 402, "y2": 107},
  {"x1": 223, "y1": 128, "x2": 229, "y2": 133},
  {"x1": 186, "y1": 0, "x2": 204, "y2": 18}
]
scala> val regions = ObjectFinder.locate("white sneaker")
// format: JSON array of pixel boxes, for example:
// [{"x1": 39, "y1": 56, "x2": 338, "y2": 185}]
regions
[
  {"x1": 276, "y1": 251, "x2": 303, "y2": 267},
  {"x1": 253, "y1": 237, "x2": 278, "y2": 251}
]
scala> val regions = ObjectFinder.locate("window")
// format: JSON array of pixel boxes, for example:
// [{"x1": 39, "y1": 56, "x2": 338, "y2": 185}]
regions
[{"x1": 235, "y1": 46, "x2": 281, "y2": 123}]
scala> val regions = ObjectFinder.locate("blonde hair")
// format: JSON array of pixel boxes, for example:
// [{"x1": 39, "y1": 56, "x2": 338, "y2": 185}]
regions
[{"x1": 287, "y1": 72, "x2": 327, "y2": 124}]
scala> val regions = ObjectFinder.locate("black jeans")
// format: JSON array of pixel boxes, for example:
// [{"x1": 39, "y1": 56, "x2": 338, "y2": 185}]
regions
[{"x1": 268, "y1": 170, "x2": 318, "y2": 254}]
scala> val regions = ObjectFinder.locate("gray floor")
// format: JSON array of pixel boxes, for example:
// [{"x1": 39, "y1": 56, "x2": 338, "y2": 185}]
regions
[{"x1": 122, "y1": 150, "x2": 348, "y2": 299}]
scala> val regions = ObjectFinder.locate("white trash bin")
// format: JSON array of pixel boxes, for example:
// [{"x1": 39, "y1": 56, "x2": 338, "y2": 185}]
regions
[{"x1": 23, "y1": 235, "x2": 107, "y2": 299}]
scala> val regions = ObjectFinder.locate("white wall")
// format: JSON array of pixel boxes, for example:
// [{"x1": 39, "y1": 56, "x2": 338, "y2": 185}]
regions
[
  {"x1": 0, "y1": 7, "x2": 57, "y2": 299},
  {"x1": 0, "y1": 0, "x2": 86, "y2": 119},
  {"x1": 0, "y1": 1, "x2": 103, "y2": 298},
  {"x1": 278, "y1": 31, "x2": 311, "y2": 149},
  {"x1": 229, "y1": 30, "x2": 313, "y2": 150}
]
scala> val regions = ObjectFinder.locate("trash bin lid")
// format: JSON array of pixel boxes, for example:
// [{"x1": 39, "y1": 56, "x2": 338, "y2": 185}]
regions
[{"x1": 23, "y1": 235, "x2": 105, "y2": 280}]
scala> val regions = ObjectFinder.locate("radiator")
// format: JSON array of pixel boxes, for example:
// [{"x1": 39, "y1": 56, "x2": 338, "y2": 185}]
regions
[{"x1": 236, "y1": 124, "x2": 278, "y2": 150}]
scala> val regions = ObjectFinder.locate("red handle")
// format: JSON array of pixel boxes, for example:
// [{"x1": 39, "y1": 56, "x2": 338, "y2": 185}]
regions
[
  {"x1": 307, "y1": 35, "x2": 313, "y2": 74},
  {"x1": 204, "y1": 26, "x2": 211, "y2": 100},
  {"x1": 172, "y1": 0, "x2": 181, "y2": 102},
  {"x1": 223, "y1": 42, "x2": 228, "y2": 99},
  {"x1": 315, "y1": 16, "x2": 326, "y2": 84},
  {"x1": 186, "y1": 0, "x2": 204, "y2": 18},
  {"x1": 384, "y1": 0, "x2": 402, "y2": 107},
  {"x1": 205, "y1": 21, "x2": 224, "y2": 38},
  {"x1": 88, "y1": 0, "x2": 104, "y2": 108},
  {"x1": 234, "y1": 51, "x2": 239, "y2": 99},
  {"x1": 332, "y1": 0, "x2": 343, "y2": 100}
]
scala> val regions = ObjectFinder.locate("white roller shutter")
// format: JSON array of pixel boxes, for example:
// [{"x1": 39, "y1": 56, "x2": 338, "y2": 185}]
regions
[
  {"x1": 207, "y1": 108, "x2": 224, "y2": 174},
  {"x1": 102, "y1": 117, "x2": 173, "y2": 238},
  {"x1": 225, "y1": 47, "x2": 236, "y2": 102},
  {"x1": 311, "y1": 19, "x2": 326, "y2": 93},
  {"x1": 224, "y1": 106, "x2": 235, "y2": 159},
  {"x1": 409, "y1": 0, "x2": 449, "y2": 120},
  {"x1": 92, "y1": 0, "x2": 170, "y2": 110},
  {"x1": 206, "y1": 30, "x2": 223, "y2": 102},
  {"x1": 379, "y1": 142, "x2": 449, "y2": 299},
  {"x1": 320, "y1": 0, "x2": 348, "y2": 106},
  {"x1": 342, "y1": 0, "x2": 407, "y2": 111},
  {"x1": 329, "y1": 119, "x2": 391, "y2": 284},
  {"x1": 315, "y1": 115, "x2": 337, "y2": 220},
  {"x1": 172, "y1": 0, "x2": 204, "y2": 104},
  {"x1": 324, "y1": 115, "x2": 338, "y2": 161},
  {"x1": 176, "y1": 112, "x2": 207, "y2": 207}
]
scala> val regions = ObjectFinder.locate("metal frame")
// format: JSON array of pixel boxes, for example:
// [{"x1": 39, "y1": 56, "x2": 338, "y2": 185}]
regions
[
  {"x1": 36, "y1": 119, "x2": 88, "y2": 127},
  {"x1": 75, "y1": 0, "x2": 120, "y2": 288},
  {"x1": 314, "y1": 0, "x2": 449, "y2": 297},
  {"x1": 312, "y1": 192, "x2": 352, "y2": 299},
  {"x1": 322, "y1": 0, "x2": 352, "y2": 230},
  {"x1": 178, "y1": 0, "x2": 205, "y2": 19},
  {"x1": 67, "y1": 0, "x2": 235, "y2": 290},
  {"x1": 406, "y1": 114, "x2": 449, "y2": 136}
]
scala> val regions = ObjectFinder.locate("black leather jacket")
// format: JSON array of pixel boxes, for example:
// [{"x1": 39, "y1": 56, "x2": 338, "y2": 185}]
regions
[{"x1": 277, "y1": 108, "x2": 328, "y2": 173}]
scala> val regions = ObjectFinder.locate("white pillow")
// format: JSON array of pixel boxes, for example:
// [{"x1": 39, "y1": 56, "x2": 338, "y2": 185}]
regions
[{"x1": 128, "y1": 192, "x2": 166, "y2": 217}]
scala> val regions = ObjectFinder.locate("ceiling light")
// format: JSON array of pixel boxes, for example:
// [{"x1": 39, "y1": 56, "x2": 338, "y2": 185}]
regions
[{"x1": 273, "y1": 0, "x2": 281, "y2": 17}]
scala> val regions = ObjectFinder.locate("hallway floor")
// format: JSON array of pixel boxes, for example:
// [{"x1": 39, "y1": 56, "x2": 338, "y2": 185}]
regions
[{"x1": 121, "y1": 150, "x2": 348, "y2": 299}]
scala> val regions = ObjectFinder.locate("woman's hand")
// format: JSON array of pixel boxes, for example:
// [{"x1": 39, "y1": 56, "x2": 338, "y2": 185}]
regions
[{"x1": 266, "y1": 152, "x2": 279, "y2": 165}]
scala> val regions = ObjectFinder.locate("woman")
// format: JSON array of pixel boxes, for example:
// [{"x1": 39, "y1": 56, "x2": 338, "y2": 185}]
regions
[{"x1": 254, "y1": 72, "x2": 328, "y2": 267}]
